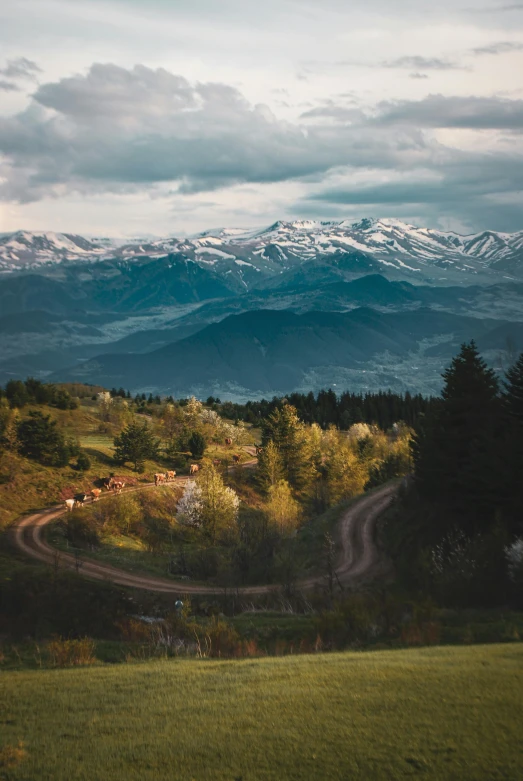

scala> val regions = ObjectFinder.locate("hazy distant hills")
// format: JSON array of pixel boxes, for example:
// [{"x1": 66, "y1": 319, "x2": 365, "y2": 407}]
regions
[
  {"x1": 52, "y1": 307, "x2": 521, "y2": 397},
  {"x1": 2, "y1": 218, "x2": 523, "y2": 398}
]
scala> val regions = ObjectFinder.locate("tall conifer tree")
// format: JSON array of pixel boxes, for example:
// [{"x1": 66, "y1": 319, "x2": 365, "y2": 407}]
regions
[{"x1": 413, "y1": 341, "x2": 502, "y2": 537}]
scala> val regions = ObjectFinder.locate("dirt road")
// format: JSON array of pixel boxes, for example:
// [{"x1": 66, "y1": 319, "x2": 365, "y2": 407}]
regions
[{"x1": 9, "y1": 478, "x2": 397, "y2": 595}]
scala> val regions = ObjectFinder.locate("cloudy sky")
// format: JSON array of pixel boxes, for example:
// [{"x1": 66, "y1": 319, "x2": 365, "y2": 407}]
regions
[{"x1": 1, "y1": 0, "x2": 523, "y2": 236}]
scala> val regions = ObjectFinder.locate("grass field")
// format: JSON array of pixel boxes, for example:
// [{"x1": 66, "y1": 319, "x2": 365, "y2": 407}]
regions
[{"x1": 1, "y1": 644, "x2": 522, "y2": 780}]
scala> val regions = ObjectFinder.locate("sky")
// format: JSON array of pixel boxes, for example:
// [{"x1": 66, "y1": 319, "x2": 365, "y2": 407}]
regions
[{"x1": 0, "y1": 0, "x2": 523, "y2": 236}]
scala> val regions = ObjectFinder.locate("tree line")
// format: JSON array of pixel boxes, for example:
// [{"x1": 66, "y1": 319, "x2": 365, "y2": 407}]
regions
[{"x1": 218, "y1": 389, "x2": 436, "y2": 430}]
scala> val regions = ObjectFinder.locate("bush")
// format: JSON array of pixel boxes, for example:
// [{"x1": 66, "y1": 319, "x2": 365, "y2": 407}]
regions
[
  {"x1": 46, "y1": 637, "x2": 97, "y2": 667},
  {"x1": 76, "y1": 451, "x2": 91, "y2": 471},
  {"x1": 63, "y1": 511, "x2": 100, "y2": 548}
]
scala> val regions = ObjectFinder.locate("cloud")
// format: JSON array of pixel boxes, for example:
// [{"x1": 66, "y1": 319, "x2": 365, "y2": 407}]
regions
[
  {"x1": 302, "y1": 150, "x2": 523, "y2": 231},
  {"x1": 299, "y1": 105, "x2": 364, "y2": 121},
  {"x1": 1, "y1": 62, "x2": 523, "y2": 231},
  {"x1": 409, "y1": 73, "x2": 429, "y2": 80},
  {"x1": 382, "y1": 55, "x2": 463, "y2": 70},
  {"x1": 0, "y1": 63, "x2": 430, "y2": 202},
  {"x1": 0, "y1": 57, "x2": 41, "y2": 82},
  {"x1": 0, "y1": 80, "x2": 20, "y2": 92},
  {"x1": 376, "y1": 94, "x2": 523, "y2": 129},
  {"x1": 472, "y1": 41, "x2": 523, "y2": 55}
]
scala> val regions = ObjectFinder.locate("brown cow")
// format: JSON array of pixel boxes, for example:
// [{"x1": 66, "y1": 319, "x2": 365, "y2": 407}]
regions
[
  {"x1": 91, "y1": 488, "x2": 102, "y2": 502},
  {"x1": 189, "y1": 464, "x2": 199, "y2": 475},
  {"x1": 166, "y1": 470, "x2": 176, "y2": 481},
  {"x1": 232, "y1": 454, "x2": 241, "y2": 464},
  {"x1": 255, "y1": 445, "x2": 263, "y2": 455},
  {"x1": 224, "y1": 437, "x2": 233, "y2": 446},
  {"x1": 112, "y1": 480, "x2": 125, "y2": 494},
  {"x1": 154, "y1": 473, "x2": 166, "y2": 486}
]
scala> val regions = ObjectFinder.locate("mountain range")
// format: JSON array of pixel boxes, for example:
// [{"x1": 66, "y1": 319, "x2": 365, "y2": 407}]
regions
[{"x1": 1, "y1": 218, "x2": 523, "y2": 398}]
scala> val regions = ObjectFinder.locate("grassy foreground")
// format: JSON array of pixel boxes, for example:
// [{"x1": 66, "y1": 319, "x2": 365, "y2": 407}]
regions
[{"x1": 1, "y1": 645, "x2": 522, "y2": 780}]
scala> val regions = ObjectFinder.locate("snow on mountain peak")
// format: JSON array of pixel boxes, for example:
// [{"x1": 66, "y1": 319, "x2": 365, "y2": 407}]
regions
[{"x1": 1, "y1": 220, "x2": 522, "y2": 281}]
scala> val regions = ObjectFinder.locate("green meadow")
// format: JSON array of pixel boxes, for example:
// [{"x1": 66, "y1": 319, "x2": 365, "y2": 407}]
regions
[{"x1": 1, "y1": 644, "x2": 522, "y2": 780}]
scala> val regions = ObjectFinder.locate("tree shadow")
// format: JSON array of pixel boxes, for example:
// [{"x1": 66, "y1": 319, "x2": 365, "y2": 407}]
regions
[{"x1": 83, "y1": 447, "x2": 114, "y2": 467}]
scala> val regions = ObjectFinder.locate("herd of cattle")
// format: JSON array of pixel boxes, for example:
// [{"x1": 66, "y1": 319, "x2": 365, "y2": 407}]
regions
[
  {"x1": 64, "y1": 477, "x2": 126, "y2": 510},
  {"x1": 63, "y1": 439, "x2": 262, "y2": 511}
]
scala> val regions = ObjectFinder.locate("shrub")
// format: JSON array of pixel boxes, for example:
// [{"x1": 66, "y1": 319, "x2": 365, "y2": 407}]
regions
[
  {"x1": 76, "y1": 451, "x2": 91, "y2": 471},
  {"x1": 63, "y1": 511, "x2": 100, "y2": 548},
  {"x1": 46, "y1": 637, "x2": 97, "y2": 667}
]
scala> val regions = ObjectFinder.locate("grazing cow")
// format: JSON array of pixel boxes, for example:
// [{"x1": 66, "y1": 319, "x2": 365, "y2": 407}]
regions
[
  {"x1": 166, "y1": 470, "x2": 176, "y2": 481},
  {"x1": 154, "y1": 473, "x2": 166, "y2": 486},
  {"x1": 73, "y1": 493, "x2": 88, "y2": 508},
  {"x1": 232, "y1": 454, "x2": 241, "y2": 464},
  {"x1": 112, "y1": 481, "x2": 125, "y2": 494},
  {"x1": 224, "y1": 437, "x2": 233, "y2": 446},
  {"x1": 255, "y1": 445, "x2": 263, "y2": 455},
  {"x1": 91, "y1": 488, "x2": 102, "y2": 502},
  {"x1": 189, "y1": 464, "x2": 199, "y2": 475},
  {"x1": 102, "y1": 476, "x2": 114, "y2": 490},
  {"x1": 64, "y1": 498, "x2": 75, "y2": 512}
]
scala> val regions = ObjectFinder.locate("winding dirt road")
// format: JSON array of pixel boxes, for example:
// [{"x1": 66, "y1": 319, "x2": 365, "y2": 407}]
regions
[{"x1": 9, "y1": 479, "x2": 397, "y2": 596}]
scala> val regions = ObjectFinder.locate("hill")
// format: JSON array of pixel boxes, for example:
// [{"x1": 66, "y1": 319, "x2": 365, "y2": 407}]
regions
[
  {"x1": 2, "y1": 644, "x2": 522, "y2": 780},
  {"x1": 53, "y1": 307, "x2": 514, "y2": 396}
]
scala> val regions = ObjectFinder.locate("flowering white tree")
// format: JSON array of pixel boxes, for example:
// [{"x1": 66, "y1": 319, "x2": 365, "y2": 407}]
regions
[
  {"x1": 176, "y1": 480, "x2": 203, "y2": 527},
  {"x1": 199, "y1": 408, "x2": 249, "y2": 445},
  {"x1": 184, "y1": 396, "x2": 203, "y2": 426}
]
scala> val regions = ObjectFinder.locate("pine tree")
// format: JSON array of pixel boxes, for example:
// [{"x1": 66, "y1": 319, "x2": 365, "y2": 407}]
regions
[
  {"x1": 261, "y1": 404, "x2": 315, "y2": 490},
  {"x1": 502, "y1": 353, "x2": 523, "y2": 530},
  {"x1": 113, "y1": 420, "x2": 160, "y2": 471},
  {"x1": 413, "y1": 341, "x2": 502, "y2": 538},
  {"x1": 188, "y1": 431, "x2": 206, "y2": 459},
  {"x1": 504, "y1": 353, "x2": 523, "y2": 422},
  {"x1": 17, "y1": 411, "x2": 70, "y2": 466}
]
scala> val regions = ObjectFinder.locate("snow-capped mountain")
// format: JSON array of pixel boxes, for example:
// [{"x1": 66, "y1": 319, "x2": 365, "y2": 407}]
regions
[
  {"x1": 0, "y1": 231, "x2": 111, "y2": 268},
  {"x1": 1, "y1": 219, "x2": 523, "y2": 282}
]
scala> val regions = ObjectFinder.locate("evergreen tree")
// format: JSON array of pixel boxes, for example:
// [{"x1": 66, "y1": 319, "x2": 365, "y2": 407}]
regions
[
  {"x1": 113, "y1": 420, "x2": 160, "y2": 471},
  {"x1": 413, "y1": 341, "x2": 502, "y2": 538},
  {"x1": 17, "y1": 411, "x2": 70, "y2": 466},
  {"x1": 188, "y1": 431, "x2": 206, "y2": 459},
  {"x1": 504, "y1": 353, "x2": 523, "y2": 422},
  {"x1": 5, "y1": 380, "x2": 29, "y2": 409},
  {"x1": 261, "y1": 404, "x2": 315, "y2": 490},
  {"x1": 502, "y1": 353, "x2": 523, "y2": 531}
]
